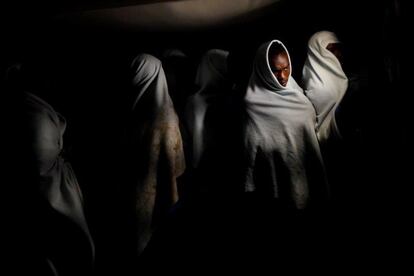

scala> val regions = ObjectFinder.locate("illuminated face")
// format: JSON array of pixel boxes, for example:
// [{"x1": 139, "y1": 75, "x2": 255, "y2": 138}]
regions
[{"x1": 269, "y1": 51, "x2": 290, "y2": 87}]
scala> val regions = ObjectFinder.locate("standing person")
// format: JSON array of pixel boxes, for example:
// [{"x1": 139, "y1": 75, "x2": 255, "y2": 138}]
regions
[
  {"x1": 2, "y1": 63, "x2": 95, "y2": 276},
  {"x1": 128, "y1": 54, "x2": 186, "y2": 256},
  {"x1": 181, "y1": 48, "x2": 246, "y2": 201},
  {"x1": 243, "y1": 40, "x2": 328, "y2": 210},
  {"x1": 302, "y1": 31, "x2": 358, "y2": 204},
  {"x1": 302, "y1": 30, "x2": 348, "y2": 144},
  {"x1": 184, "y1": 49, "x2": 231, "y2": 170}
]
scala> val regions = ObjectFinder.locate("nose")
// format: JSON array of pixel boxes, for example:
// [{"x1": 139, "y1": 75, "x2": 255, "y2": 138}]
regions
[
  {"x1": 282, "y1": 70, "x2": 289, "y2": 80},
  {"x1": 277, "y1": 72, "x2": 287, "y2": 84}
]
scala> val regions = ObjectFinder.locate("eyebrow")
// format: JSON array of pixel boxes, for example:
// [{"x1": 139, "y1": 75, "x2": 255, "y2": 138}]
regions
[{"x1": 272, "y1": 64, "x2": 289, "y2": 70}]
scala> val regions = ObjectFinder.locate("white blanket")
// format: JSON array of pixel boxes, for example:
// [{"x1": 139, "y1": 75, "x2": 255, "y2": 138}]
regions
[
  {"x1": 302, "y1": 31, "x2": 348, "y2": 143},
  {"x1": 244, "y1": 40, "x2": 327, "y2": 209}
]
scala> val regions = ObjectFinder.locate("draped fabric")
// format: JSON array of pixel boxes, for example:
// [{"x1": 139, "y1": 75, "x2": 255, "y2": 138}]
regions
[
  {"x1": 184, "y1": 49, "x2": 230, "y2": 168},
  {"x1": 129, "y1": 54, "x2": 186, "y2": 255},
  {"x1": 243, "y1": 40, "x2": 328, "y2": 209},
  {"x1": 23, "y1": 92, "x2": 95, "y2": 275},
  {"x1": 302, "y1": 31, "x2": 348, "y2": 143}
]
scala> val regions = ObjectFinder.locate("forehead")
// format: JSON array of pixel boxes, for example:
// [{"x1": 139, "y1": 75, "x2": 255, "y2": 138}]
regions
[
  {"x1": 271, "y1": 51, "x2": 288, "y2": 58},
  {"x1": 269, "y1": 51, "x2": 289, "y2": 65}
]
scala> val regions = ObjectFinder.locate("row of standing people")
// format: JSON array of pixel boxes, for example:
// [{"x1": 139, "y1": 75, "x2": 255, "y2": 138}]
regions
[
  {"x1": 143, "y1": 30, "x2": 361, "y2": 269},
  {"x1": 2, "y1": 30, "x2": 358, "y2": 274},
  {"x1": 183, "y1": 31, "x2": 355, "y2": 208}
]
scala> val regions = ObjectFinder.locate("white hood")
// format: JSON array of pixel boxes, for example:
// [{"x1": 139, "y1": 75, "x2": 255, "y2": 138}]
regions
[{"x1": 302, "y1": 31, "x2": 348, "y2": 143}]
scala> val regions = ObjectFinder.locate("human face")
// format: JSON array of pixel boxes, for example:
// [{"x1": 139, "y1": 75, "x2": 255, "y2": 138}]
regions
[
  {"x1": 269, "y1": 51, "x2": 290, "y2": 87},
  {"x1": 326, "y1": 43, "x2": 343, "y2": 64}
]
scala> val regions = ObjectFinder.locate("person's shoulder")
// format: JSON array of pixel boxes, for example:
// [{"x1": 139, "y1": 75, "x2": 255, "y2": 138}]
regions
[
  {"x1": 24, "y1": 92, "x2": 53, "y2": 112},
  {"x1": 23, "y1": 92, "x2": 63, "y2": 128}
]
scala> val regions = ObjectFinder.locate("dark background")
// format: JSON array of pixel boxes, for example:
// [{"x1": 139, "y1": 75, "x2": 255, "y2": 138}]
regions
[{"x1": 1, "y1": 0, "x2": 410, "y2": 273}]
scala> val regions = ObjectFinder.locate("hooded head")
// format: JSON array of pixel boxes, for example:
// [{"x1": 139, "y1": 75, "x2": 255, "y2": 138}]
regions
[
  {"x1": 130, "y1": 53, "x2": 171, "y2": 111},
  {"x1": 268, "y1": 43, "x2": 291, "y2": 87},
  {"x1": 195, "y1": 49, "x2": 229, "y2": 92},
  {"x1": 306, "y1": 31, "x2": 345, "y2": 76},
  {"x1": 251, "y1": 40, "x2": 297, "y2": 92}
]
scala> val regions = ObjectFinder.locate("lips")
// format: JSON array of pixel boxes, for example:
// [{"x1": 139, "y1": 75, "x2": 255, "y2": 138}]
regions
[{"x1": 278, "y1": 79, "x2": 287, "y2": 86}]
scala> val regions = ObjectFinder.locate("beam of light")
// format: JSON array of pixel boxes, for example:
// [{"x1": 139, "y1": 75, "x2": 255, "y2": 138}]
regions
[{"x1": 56, "y1": 0, "x2": 284, "y2": 31}]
